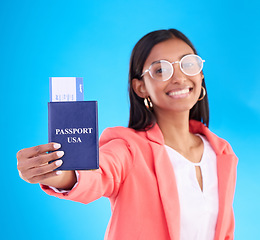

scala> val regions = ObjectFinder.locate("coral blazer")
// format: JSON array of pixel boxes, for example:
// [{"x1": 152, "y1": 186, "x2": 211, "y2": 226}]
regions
[{"x1": 42, "y1": 120, "x2": 238, "y2": 240}]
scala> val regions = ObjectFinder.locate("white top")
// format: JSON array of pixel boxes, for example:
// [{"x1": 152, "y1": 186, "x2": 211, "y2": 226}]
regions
[{"x1": 165, "y1": 134, "x2": 219, "y2": 240}]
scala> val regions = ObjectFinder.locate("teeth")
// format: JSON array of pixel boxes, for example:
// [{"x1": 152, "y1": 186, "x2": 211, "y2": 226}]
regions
[{"x1": 168, "y1": 88, "x2": 190, "y2": 96}]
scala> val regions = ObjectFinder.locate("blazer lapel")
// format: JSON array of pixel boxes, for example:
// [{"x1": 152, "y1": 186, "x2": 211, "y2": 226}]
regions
[
  {"x1": 147, "y1": 125, "x2": 180, "y2": 240},
  {"x1": 191, "y1": 120, "x2": 238, "y2": 239},
  {"x1": 214, "y1": 153, "x2": 238, "y2": 239}
]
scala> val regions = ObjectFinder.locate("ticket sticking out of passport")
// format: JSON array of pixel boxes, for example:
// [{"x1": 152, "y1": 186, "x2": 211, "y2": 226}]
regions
[
  {"x1": 48, "y1": 77, "x2": 99, "y2": 170},
  {"x1": 49, "y1": 77, "x2": 84, "y2": 102}
]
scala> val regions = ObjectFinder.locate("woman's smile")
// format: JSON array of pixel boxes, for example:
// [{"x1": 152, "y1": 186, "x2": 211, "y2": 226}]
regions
[{"x1": 166, "y1": 87, "x2": 193, "y2": 99}]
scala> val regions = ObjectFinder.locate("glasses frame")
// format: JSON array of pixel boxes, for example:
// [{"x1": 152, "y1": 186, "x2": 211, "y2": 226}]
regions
[{"x1": 141, "y1": 54, "x2": 205, "y2": 81}]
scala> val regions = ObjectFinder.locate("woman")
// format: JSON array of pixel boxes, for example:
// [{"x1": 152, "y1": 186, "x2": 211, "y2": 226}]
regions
[{"x1": 17, "y1": 29, "x2": 238, "y2": 240}]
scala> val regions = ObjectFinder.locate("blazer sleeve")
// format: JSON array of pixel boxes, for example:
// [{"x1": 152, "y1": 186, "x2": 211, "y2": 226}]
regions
[
  {"x1": 218, "y1": 152, "x2": 238, "y2": 240},
  {"x1": 224, "y1": 207, "x2": 235, "y2": 240},
  {"x1": 41, "y1": 138, "x2": 134, "y2": 204},
  {"x1": 224, "y1": 158, "x2": 238, "y2": 240}
]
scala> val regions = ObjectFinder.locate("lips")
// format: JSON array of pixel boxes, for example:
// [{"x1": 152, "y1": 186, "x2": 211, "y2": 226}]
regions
[{"x1": 166, "y1": 87, "x2": 193, "y2": 98}]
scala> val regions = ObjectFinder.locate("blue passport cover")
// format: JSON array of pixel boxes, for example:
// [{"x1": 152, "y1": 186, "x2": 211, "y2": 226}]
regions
[{"x1": 48, "y1": 101, "x2": 99, "y2": 170}]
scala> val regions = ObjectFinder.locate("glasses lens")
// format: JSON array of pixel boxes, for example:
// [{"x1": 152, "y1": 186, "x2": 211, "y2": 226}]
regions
[
  {"x1": 181, "y1": 55, "x2": 203, "y2": 76},
  {"x1": 150, "y1": 60, "x2": 172, "y2": 81}
]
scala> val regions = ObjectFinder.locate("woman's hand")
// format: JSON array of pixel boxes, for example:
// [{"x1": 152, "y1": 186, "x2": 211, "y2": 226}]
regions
[{"x1": 17, "y1": 143, "x2": 76, "y2": 189}]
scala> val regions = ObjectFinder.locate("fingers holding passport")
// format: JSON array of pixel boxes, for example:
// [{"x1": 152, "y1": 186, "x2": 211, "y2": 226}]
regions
[{"x1": 17, "y1": 142, "x2": 64, "y2": 184}]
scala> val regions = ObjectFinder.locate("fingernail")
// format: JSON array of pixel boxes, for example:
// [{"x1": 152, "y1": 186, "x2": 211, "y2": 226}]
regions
[
  {"x1": 53, "y1": 143, "x2": 61, "y2": 149},
  {"x1": 55, "y1": 160, "x2": 63, "y2": 166},
  {"x1": 56, "y1": 170, "x2": 62, "y2": 175},
  {"x1": 56, "y1": 151, "x2": 64, "y2": 158}
]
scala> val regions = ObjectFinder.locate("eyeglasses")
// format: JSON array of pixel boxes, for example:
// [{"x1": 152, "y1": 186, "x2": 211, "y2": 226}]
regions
[{"x1": 141, "y1": 54, "x2": 205, "y2": 81}]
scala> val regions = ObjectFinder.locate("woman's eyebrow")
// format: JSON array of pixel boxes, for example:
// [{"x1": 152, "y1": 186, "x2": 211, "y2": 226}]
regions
[
  {"x1": 177, "y1": 53, "x2": 193, "y2": 60},
  {"x1": 150, "y1": 59, "x2": 163, "y2": 65},
  {"x1": 151, "y1": 53, "x2": 194, "y2": 64}
]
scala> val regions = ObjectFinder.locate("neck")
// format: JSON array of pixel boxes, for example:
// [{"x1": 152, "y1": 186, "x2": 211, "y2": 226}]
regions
[{"x1": 155, "y1": 109, "x2": 194, "y2": 151}]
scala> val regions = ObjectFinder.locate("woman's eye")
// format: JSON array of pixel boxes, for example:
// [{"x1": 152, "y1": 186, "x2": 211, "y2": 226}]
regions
[
  {"x1": 183, "y1": 62, "x2": 194, "y2": 68},
  {"x1": 155, "y1": 68, "x2": 163, "y2": 74},
  {"x1": 155, "y1": 67, "x2": 168, "y2": 74}
]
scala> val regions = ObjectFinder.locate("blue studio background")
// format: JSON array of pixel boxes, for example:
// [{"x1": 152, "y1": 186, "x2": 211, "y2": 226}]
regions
[{"x1": 1, "y1": 0, "x2": 259, "y2": 239}]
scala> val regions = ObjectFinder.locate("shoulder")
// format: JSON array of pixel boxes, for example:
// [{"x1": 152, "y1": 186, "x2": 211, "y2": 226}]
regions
[{"x1": 190, "y1": 120, "x2": 237, "y2": 157}]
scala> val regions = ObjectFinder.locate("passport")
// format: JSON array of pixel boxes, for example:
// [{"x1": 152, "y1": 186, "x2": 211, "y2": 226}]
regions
[{"x1": 48, "y1": 101, "x2": 99, "y2": 170}]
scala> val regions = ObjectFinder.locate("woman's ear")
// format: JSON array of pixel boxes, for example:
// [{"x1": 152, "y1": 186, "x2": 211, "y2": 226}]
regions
[
  {"x1": 201, "y1": 72, "x2": 204, "y2": 80},
  {"x1": 132, "y1": 78, "x2": 148, "y2": 98}
]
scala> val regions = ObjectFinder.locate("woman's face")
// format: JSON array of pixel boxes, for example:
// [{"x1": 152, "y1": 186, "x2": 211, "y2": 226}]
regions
[{"x1": 141, "y1": 38, "x2": 203, "y2": 115}]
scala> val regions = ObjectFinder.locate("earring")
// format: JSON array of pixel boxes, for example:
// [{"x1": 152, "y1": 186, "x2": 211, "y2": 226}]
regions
[
  {"x1": 144, "y1": 97, "x2": 153, "y2": 110},
  {"x1": 198, "y1": 86, "x2": 206, "y2": 101}
]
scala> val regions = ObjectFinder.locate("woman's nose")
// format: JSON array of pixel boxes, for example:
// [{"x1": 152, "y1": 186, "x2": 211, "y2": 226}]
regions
[{"x1": 170, "y1": 63, "x2": 186, "y2": 83}]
